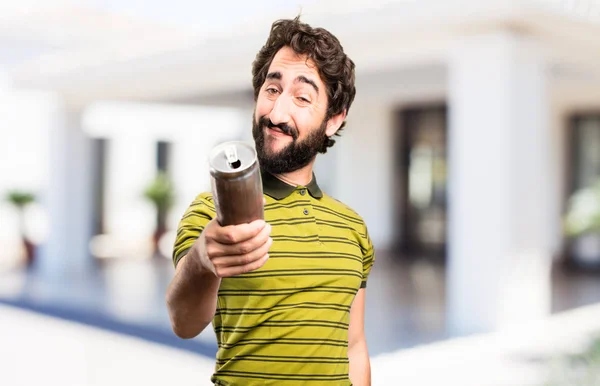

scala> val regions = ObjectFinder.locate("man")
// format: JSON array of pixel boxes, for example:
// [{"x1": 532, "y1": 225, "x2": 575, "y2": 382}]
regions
[{"x1": 166, "y1": 16, "x2": 375, "y2": 386}]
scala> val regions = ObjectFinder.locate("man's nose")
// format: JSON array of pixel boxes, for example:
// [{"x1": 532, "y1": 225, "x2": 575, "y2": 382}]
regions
[{"x1": 269, "y1": 95, "x2": 292, "y2": 126}]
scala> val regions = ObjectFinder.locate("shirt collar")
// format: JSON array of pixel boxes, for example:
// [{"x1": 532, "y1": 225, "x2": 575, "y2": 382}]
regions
[{"x1": 261, "y1": 170, "x2": 323, "y2": 200}]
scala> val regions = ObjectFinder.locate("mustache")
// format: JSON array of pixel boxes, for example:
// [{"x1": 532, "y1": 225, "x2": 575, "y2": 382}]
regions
[{"x1": 258, "y1": 116, "x2": 298, "y2": 140}]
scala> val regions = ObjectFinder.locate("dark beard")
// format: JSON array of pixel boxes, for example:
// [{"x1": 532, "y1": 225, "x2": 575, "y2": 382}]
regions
[{"x1": 252, "y1": 115, "x2": 328, "y2": 175}]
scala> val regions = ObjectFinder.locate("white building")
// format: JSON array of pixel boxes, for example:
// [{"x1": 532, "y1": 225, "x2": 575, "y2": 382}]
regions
[{"x1": 1, "y1": 0, "x2": 600, "y2": 337}]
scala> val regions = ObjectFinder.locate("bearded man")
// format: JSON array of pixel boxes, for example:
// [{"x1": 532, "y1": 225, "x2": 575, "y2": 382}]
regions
[{"x1": 167, "y1": 16, "x2": 375, "y2": 386}]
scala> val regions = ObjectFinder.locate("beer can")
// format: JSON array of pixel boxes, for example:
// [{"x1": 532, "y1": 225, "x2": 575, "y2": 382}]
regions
[{"x1": 208, "y1": 141, "x2": 264, "y2": 226}]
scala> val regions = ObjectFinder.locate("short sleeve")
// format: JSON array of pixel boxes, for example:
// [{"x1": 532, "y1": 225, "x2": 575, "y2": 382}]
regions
[
  {"x1": 360, "y1": 224, "x2": 375, "y2": 288},
  {"x1": 172, "y1": 193, "x2": 216, "y2": 268}
]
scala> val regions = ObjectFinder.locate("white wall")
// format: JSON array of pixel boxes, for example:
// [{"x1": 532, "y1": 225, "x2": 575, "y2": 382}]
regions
[
  {"x1": 332, "y1": 99, "x2": 395, "y2": 250},
  {"x1": 104, "y1": 134, "x2": 157, "y2": 243}
]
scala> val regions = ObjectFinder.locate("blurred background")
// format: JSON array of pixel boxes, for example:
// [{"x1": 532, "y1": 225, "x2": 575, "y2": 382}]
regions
[{"x1": 2, "y1": 0, "x2": 600, "y2": 385}]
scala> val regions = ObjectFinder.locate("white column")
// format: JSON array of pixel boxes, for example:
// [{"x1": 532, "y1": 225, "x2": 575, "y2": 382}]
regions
[
  {"x1": 40, "y1": 108, "x2": 96, "y2": 278},
  {"x1": 447, "y1": 32, "x2": 552, "y2": 335}
]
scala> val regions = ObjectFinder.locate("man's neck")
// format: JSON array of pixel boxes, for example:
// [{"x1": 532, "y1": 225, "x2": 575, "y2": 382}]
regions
[{"x1": 273, "y1": 161, "x2": 315, "y2": 187}]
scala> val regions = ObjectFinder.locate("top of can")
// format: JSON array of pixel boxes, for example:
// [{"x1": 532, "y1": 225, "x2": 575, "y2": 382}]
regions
[{"x1": 209, "y1": 141, "x2": 258, "y2": 176}]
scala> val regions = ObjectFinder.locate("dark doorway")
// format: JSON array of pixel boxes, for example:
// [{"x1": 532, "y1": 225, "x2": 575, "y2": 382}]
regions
[
  {"x1": 155, "y1": 140, "x2": 172, "y2": 229},
  {"x1": 565, "y1": 114, "x2": 600, "y2": 271},
  {"x1": 157, "y1": 140, "x2": 171, "y2": 173},
  {"x1": 394, "y1": 105, "x2": 448, "y2": 260},
  {"x1": 91, "y1": 138, "x2": 108, "y2": 236}
]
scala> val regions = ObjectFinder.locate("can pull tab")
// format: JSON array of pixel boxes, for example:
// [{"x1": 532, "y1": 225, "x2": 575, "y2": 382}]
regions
[{"x1": 225, "y1": 145, "x2": 242, "y2": 169}]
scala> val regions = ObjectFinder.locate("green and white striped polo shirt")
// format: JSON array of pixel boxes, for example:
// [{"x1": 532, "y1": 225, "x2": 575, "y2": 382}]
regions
[{"x1": 173, "y1": 171, "x2": 375, "y2": 385}]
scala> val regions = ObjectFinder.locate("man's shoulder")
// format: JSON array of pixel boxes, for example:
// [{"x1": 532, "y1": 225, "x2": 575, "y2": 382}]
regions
[
  {"x1": 186, "y1": 191, "x2": 216, "y2": 212},
  {"x1": 192, "y1": 191, "x2": 214, "y2": 202},
  {"x1": 318, "y1": 193, "x2": 367, "y2": 227}
]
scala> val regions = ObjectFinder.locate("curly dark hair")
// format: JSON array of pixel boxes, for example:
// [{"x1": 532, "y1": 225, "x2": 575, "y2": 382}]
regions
[{"x1": 252, "y1": 16, "x2": 356, "y2": 152}]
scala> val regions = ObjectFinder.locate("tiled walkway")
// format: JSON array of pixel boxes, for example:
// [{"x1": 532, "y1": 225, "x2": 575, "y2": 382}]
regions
[
  {"x1": 1, "y1": 253, "x2": 599, "y2": 358},
  {"x1": 3, "y1": 299, "x2": 600, "y2": 386},
  {"x1": 0, "y1": 304, "x2": 215, "y2": 386}
]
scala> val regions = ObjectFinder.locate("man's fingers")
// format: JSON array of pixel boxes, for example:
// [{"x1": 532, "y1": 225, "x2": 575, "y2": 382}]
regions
[
  {"x1": 212, "y1": 237, "x2": 273, "y2": 268},
  {"x1": 216, "y1": 253, "x2": 270, "y2": 278},
  {"x1": 208, "y1": 223, "x2": 271, "y2": 257},
  {"x1": 212, "y1": 219, "x2": 266, "y2": 244}
]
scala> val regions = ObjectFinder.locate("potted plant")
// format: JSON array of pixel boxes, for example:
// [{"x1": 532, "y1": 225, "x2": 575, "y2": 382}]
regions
[
  {"x1": 6, "y1": 190, "x2": 36, "y2": 268},
  {"x1": 564, "y1": 179, "x2": 600, "y2": 269},
  {"x1": 143, "y1": 172, "x2": 175, "y2": 258}
]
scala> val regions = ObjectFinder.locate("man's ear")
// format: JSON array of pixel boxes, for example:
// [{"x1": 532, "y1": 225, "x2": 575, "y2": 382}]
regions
[{"x1": 325, "y1": 110, "x2": 347, "y2": 137}]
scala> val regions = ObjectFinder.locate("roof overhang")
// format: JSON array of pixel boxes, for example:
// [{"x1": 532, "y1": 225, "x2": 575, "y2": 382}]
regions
[{"x1": 11, "y1": 0, "x2": 600, "y2": 106}]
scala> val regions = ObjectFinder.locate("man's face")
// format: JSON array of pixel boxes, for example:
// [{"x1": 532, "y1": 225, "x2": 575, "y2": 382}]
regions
[{"x1": 253, "y1": 46, "x2": 330, "y2": 175}]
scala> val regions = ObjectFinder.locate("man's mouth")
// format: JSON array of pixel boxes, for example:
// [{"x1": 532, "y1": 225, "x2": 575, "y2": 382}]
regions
[{"x1": 267, "y1": 126, "x2": 291, "y2": 136}]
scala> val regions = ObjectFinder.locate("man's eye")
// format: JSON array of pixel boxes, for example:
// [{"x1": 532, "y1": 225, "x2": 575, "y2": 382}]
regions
[
  {"x1": 266, "y1": 88, "x2": 279, "y2": 95},
  {"x1": 297, "y1": 96, "x2": 310, "y2": 103}
]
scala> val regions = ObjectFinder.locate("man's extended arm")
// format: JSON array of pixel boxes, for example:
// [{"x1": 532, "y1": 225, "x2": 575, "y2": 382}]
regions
[{"x1": 166, "y1": 219, "x2": 272, "y2": 339}]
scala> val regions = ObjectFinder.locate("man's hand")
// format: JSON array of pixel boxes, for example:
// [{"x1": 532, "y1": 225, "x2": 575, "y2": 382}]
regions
[{"x1": 194, "y1": 218, "x2": 272, "y2": 278}]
